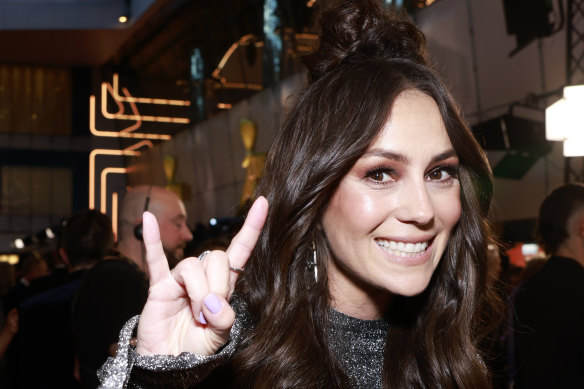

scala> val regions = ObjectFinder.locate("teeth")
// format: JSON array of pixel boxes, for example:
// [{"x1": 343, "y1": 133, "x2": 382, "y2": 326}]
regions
[{"x1": 375, "y1": 239, "x2": 428, "y2": 257}]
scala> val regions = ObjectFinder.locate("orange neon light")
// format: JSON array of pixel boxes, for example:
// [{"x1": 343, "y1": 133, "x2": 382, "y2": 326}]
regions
[
  {"x1": 101, "y1": 167, "x2": 128, "y2": 213},
  {"x1": 89, "y1": 96, "x2": 172, "y2": 140},
  {"x1": 112, "y1": 192, "x2": 119, "y2": 241},
  {"x1": 112, "y1": 74, "x2": 191, "y2": 107},
  {"x1": 99, "y1": 82, "x2": 143, "y2": 134},
  {"x1": 125, "y1": 140, "x2": 154, "y2": 151},
  {"x1": 212, "y1": 34, "x2": 264, "y2": 84},
  {"x1": 118, "y1": 87, "x2": 143, "y2": 134},
  {"x1": 101, "y1": 82, "x2": 190, "y2": 124},
  {"x1": 90, "y1": 73, "x2": 191, "y2": 218},
  {"x1": 89, "y1": 149, "x2": 140, "y2": 209}
]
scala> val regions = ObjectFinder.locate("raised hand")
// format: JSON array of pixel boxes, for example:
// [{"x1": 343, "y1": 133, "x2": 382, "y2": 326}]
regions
[{"x1": 135, "y1": 196, "x2": 268, "y2": 357}]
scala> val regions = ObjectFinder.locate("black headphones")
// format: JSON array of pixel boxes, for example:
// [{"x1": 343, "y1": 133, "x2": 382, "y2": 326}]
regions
[{"x1": 133, "y1": 186, "x2": 152, "y2": 241}]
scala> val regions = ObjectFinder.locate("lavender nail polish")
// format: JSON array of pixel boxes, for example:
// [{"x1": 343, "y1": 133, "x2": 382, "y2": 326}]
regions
[
  {"x1": 204, "y1": 293, "x2": 222, "y2": 314},
  {"x1": 198, "y1": 311, "x2": 207, "y2": 324}
]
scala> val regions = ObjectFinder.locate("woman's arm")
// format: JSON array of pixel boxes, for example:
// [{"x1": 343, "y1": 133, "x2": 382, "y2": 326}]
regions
[
  {"x1": 97, "y1": 197, "x2": 267, "y2": 388},
  {"x1": 98, "y1": 297, "x2": 249, "y2": 389}
]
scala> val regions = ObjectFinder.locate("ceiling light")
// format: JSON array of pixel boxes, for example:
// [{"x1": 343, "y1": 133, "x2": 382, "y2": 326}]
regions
[
  {"x1": 45, "y1": 227, "x2": 55, "y2": 239},
  {"x1": 13, "y1": 238, "x2": 24, "y2": 249}
]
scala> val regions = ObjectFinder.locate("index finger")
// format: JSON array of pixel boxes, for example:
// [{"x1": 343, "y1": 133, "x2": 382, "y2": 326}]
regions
[
  {"x1": 226, "y1": 196, "x2": 268, "y2": 274},
  {"x1": 142, "y1": 211, "x2": 171, "y2": 286}
]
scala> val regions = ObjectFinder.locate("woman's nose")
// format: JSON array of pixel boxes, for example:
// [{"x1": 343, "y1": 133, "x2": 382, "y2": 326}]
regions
[{"x1": 394, "y1": 179, "x2": 435, "y2": 226}]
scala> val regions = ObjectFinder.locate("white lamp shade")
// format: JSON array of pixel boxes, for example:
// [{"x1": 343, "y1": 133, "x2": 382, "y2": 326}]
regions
[
  {"x1": 562, "y1": 84, "x2": 584, "y2": 100},
  {"x1": 545, "y1": 93, "x2": 584, "y2": 141},
  {"x1": 546, "y1": 98, "x2": 569, "y2": 140},
  {"x1": 563, "y1": 136, "x2": 584, "y2": 157}
]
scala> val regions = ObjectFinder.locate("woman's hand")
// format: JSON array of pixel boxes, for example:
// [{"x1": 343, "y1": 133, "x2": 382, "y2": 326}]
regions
[{"x1": 135, "y1": 196, "x2": 268, "y2": 357}]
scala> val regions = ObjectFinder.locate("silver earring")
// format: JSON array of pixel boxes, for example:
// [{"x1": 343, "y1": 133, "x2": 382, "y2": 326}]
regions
[{"x1": 308, "y1": 241, "x2": 318, "y2": 281}]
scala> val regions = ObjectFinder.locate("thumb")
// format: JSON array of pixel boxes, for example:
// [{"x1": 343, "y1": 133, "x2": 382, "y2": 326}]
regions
[{"x1": 200, "y1": 292, "x2": 235, "y2": 348}]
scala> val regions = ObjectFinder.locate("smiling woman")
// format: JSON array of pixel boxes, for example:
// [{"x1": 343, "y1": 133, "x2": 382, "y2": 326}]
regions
[
  {"x1": 322, "y1": 90, "x2": 462, "y2": 319},
  {"x1": 98, "y1": 1, "x2": 503, "y2": 388}
]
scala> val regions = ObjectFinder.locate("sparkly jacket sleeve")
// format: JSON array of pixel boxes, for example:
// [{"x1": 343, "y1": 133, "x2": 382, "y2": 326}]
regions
[{"x1": 97, "y1": 299, "x2": 250, "y2": 389}]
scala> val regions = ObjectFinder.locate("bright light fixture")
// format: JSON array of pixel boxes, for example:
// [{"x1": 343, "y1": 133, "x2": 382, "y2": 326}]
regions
[
  {"x1": 14, "y1": 238, "x2": 24, "y2": 249},
  {"x1": 563, "y1": 136, "x2": 584, "y2": 157},
  {"x1": 45, "y1": 227, "x2": 55, "y2": 239},
  {"x1": 545, "y1": 84, "x2": 584, "y2": 156}
]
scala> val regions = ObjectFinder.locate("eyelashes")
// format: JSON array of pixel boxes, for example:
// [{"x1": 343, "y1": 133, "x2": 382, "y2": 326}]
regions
[
  {"x1": 365, "y1": 167, "x2": 395, "y2": 183},
  {"x1": 428, "y1": 164, "x2": 459, "y2": 181},
  {"x1": 364, "y1": 164, "x2": 459, "y2": 187}
]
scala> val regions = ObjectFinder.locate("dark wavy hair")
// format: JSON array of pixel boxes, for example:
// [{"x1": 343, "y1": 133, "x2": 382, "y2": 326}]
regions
[
  {"x1": 61, "y1": 209, "x2": 114, "y2": 267},
  {"x1": 536, "y1": 182, "x2": 584, "y2": 255},
  {"x1": 233, "y1": 1, "x2": 501, "y2": 387}
]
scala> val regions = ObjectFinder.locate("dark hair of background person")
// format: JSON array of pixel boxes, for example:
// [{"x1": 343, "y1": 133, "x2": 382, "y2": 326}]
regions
[
  {"x1": 0, "y1": 263, "x2": 15, "y2": 297},
  {"x1": 61, "y1": 209, "x2": 115, "y2": 267},
  {"x1": 229, "y1": 1, "x2": 502, "y2": 388},
  {"x1": 18, "y1": 252, "x2": 46, "y2": 279},
  {"x1": 535, "y1": 182, "x2": 584, "y2": 255}
]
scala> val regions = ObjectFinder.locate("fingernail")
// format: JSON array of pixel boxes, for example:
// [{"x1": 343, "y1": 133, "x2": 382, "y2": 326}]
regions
[
  {"x1": 204, "y1": 293, "x2": 222, "y2": 314},
  {"x1": 198, "y1": 311, "x2": 207, "y2": 324}
]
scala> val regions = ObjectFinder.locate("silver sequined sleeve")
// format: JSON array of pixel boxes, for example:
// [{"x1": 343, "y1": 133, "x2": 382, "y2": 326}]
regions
[{"x1": 97, "y1": 299, "x2": 249, "y2": 389}]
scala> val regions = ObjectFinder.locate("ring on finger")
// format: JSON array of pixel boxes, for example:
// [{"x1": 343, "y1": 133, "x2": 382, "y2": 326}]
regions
[
  {"x1": 229, "y1": 265, "x2": 244, "y2": 274},
  {"x1": 198, "y1": 250, "x2": 211, "y2": 261}
]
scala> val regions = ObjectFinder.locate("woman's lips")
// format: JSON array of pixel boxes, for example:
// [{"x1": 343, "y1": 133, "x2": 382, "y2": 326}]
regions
[{"x1": 374, "y1": 237, "x2": 434, "y2": 265}]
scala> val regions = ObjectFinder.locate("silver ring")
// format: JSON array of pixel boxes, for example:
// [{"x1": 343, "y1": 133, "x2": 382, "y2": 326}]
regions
[
  {"x1": 229, "y1": 265, "x2": 244, "y2": 274},
  {"x1": 198, "y1": 250, "x2": 211, "y2": 261}
]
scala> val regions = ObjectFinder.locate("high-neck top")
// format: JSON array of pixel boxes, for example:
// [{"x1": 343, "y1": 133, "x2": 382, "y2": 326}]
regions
[{"x1": 328, "y1": 308, "x2": 389, "y2": 388}]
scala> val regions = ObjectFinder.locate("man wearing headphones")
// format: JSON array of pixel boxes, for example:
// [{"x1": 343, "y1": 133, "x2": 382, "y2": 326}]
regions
[
  {"x1": 118, "y1": 185, "x2": 193, "y2": 272},
  {"x1": 72, "y1": 185, "x2": 193, "y2": 389}
]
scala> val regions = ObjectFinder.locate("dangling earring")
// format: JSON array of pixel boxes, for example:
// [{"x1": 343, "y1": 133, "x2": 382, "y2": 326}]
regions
[{"x1": 308, "y1": 240, "x2": 318, "y2": 281}]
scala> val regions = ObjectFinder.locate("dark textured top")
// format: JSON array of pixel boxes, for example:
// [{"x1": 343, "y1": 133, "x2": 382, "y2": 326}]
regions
[
  {"x1": 74, "y1": 255, "x2": 148, "y2": 388},
  {"x1": 98, "y1": 298, "x2": 389, "y2": 388},
  {"x1": 513, "y1": 256, "x2": 584, "y2": 389}
]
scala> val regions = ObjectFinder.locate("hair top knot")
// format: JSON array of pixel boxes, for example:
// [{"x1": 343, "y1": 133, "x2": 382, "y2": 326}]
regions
[{"x1": 303, "y1": 0, "x2": 428, "y2": 84}]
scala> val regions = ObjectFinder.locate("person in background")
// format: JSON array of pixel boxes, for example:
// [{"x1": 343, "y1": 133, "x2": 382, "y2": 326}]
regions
[
  {"x1": 0, "y1": 262, "x2": 16, "y2": 388},
  {"x1": 1, "y1": 252, "x2": 49, "y2": 314},
  {"x1": 513, "y1": 183, "x2": 584, "y2": 389},
  {"x1": 99, "y1": 1, "x2": 502, "y2": 387},
  {"x1": 73, "y1": 185, "x2": 193, "y2": 389},
  {"x1": 17, "y1": 209, "x2": 115, "y2": 389}
]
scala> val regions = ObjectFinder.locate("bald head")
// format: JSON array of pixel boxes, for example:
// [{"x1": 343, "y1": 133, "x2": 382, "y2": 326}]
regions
[{"x1": 119, "y1": 185, "x2": 193, "y2": 268}]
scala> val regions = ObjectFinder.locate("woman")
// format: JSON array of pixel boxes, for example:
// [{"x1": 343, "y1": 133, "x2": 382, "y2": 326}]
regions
[{"x1": 99, "y1": 0, "x2": 501, "y2": 387}]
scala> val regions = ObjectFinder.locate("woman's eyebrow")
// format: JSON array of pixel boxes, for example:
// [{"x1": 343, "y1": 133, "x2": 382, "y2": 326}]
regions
[
  {"x1": 430, "y1": 149, "x2": 458, "y2": 164},
  {"x1": 363, "y1": 149, "x2": 409, "y2": 164},
  {"x1": 363, "y1": 148, "x2": 457, "y2": 165}
]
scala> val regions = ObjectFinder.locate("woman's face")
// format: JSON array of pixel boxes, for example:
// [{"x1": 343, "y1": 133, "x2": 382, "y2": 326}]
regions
[{"x1": 322, "y1": 90, "x2": 461, "y2": 319}]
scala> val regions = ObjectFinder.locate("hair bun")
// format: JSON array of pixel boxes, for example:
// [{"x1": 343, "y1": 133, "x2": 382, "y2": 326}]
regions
[{"x1": 303, "y1": 0, "x2": 428, "y2": 83}]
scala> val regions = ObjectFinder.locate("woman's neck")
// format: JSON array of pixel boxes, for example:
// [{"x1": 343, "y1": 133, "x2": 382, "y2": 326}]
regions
[{"x1": 329, "y1": 280, "x2": 393, "y2": 320}]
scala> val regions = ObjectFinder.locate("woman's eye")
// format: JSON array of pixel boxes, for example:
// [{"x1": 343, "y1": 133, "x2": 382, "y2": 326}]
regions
[
  {"x1": 366, "y1": 169, "x2": 393, "y2": 182},
  {"x1": 427, "y1": 166, "x2": 457, "y2": 181},
  {"x1": 428, "y1": 170, "x2": 447, "y2": 180}
]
